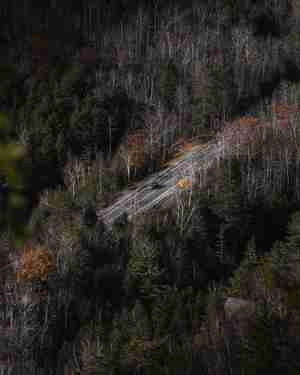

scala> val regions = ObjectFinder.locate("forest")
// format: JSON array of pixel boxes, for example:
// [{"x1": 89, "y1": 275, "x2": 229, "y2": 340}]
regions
[{"x1": 1, "y1": 0, "x2": 300, "y2": 373}]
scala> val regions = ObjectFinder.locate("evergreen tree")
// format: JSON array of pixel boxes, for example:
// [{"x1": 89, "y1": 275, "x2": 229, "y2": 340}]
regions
[
  {"x1": 192, "y1": 62, "x2": 227, "y2": 130},
  {"x1": 159, "y1": 59, "x2": 179, "y2": 110},
  {"x1": 211, "y1": 158, "x2": 250, "y2": 268},
  {"x1": 0, "y1": 112, "x2": 30, "y2": 245}
]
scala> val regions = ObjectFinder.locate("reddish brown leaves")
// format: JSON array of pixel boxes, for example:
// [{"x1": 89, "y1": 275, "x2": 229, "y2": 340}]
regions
[{"x1": 16, "y1": 244, "x2": 56, "y2": 283}]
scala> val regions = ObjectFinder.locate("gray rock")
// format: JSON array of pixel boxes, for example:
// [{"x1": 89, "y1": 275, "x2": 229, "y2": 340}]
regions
[{"x1": 224, "y1": 297, "x2": 256, "y2": 321}]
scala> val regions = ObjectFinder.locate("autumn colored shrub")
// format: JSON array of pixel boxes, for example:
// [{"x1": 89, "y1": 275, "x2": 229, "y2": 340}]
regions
[
  {"x1": 177, "y1": 177, "x2": 192, "y2": 190},
  {"x1": 17, "y1": 244, "x2": 56, "y2": 283}
]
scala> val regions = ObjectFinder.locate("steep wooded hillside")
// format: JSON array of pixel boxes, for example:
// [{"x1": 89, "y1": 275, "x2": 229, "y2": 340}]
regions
[{"x1": 1, "y1": 1, "x2": 300, "y2": 374}]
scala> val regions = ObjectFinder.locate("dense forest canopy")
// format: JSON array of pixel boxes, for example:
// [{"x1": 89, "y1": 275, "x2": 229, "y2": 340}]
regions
[{"x1": 1, "y1": 0, "x2": 300, "y2": 374}]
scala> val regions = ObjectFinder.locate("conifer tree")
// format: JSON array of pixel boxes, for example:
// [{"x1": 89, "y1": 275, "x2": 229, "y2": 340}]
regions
[
  {"x1": 0, "y1": 112, "x2": 30, "y2": 246},
  {"x1": 159, "y1": 59, "x2": 179, "y2": 110},
  {"x1": 192, "y1": 62, "x2": 226, "y2": 130}
]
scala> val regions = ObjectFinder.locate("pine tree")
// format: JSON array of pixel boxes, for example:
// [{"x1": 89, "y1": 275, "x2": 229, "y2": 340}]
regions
[
  {"x1": 192, "y1": 62, "x2": 226, "y2": 130},
  {"x1": 286, "y1": 211, "x2": 300, "y2": 251},
  {"x1": 241, "y1": 303, "x2": 276, "y2": 375},
  {"x1": 211, "y1": 158, "x2": 248, "y2": 268},
  {"x1": 159, "y1": 59, "x2": 179, "y2": 110},
  {"x1": 0, "y1": 112, "x2": 30, "y2": 245}
]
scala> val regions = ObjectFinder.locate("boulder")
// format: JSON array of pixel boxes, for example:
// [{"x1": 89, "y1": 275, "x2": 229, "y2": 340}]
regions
[{"x1": 224, "y1": 297, "x2": 256, "y2": 321}]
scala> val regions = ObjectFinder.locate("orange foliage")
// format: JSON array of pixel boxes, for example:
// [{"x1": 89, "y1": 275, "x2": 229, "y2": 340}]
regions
[
  {"x1": 17, "y1": 245, "x2": 56, "y2": 283},
  {"x1": 237, "y1": 116, "x2": 260, "y2": 126},
  {"x1": 177, "y1": 141, "x2": 195, "y2": 153},
  {"x1": 177, "y1": 177, "x2": 192, "y2": 190}
]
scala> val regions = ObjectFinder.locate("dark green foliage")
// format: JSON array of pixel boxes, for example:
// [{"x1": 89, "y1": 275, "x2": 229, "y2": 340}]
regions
[
  {"x1": 159, "y1": 59, "x2": 179, "y2": 110},
  {"x1": 100, "y1": 90, "x2": 138, "y2": 157},
  {"x1": 221, "y1": 207, "x2": 300, "y2": 375},
  {"x1": 285, "y1": 211, "x2": 300, "y2": 250},
  {"x1": 192, "y1": 63, "x2": 227, "y2": 130},
  {"x1": 223, "y1": 0, "x2": 245, "y2": 24},
  {"x1": 240, "y1": 304, "x2": 274, "y2": 374},
  {"x1": 0, "y1": 113, "x2": 31, "y2": 245},
  {"x1": 127, "y1": 237, "x2": 165, "y2": 304},
  {"x1": 228, "y1": 236, "x2": 258, "y2": 297},
  {"x1": 240, "y1": 303, "x2": 300, "y2": 375},
  {"x1": 249, "y1": 1, "x2": 291, "y2": 37},
  {"x1": 207, "y1": 159, "x2": 250, "y2": 271},
  {"x1": 223, "y1": 0, "x2": 291, "y2": 35},
  {"x1": 17, "y1": 63, "x2": 96, "y2": 190},
  {"x1": 69, "y1": 95, "x2": 102, "y2": 155},
  {"x1": 81, "y1": 203, "x2": 98, "y2": 227},
  {"x1": 0, "y1": 64, "x2": 19, "y2": 111},
  {"x1": 17, "y1": 62, "x2": 138, "y2": 192},
  {"x1": 285, "y1": 22, "x2": 300, "y2": 66}
]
